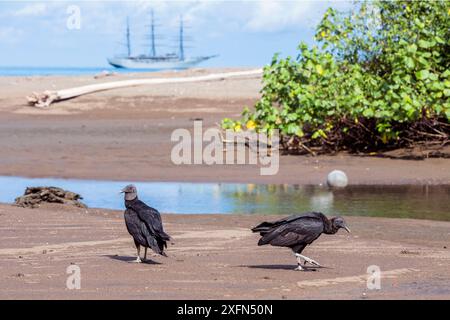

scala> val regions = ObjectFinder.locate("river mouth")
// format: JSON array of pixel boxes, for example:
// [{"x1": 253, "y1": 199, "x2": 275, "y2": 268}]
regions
[{"x1": 1, "y1": 176, "x2": 448, "y2": 221}]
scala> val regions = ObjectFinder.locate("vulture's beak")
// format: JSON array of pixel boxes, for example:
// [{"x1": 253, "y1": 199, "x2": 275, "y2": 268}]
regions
[
  {"x1": 119, "y1": 188, "x2": 125, "y2": 194},
  {"x1": 343, "y1": 225, "x2": 351, "y2": 233}
]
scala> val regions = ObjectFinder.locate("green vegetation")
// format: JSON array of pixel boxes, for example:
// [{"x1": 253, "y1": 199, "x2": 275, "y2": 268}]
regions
[{"x1": 223, "y1": 0, "x2": 450, "y2": 154}]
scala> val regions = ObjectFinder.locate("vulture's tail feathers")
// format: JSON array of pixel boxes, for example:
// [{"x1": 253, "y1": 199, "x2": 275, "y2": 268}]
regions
[
  {"x1": 257, "y1": 230, "x2": 280, "y2": 246},
  {"x1": 257, "y1": 237, "x2": 268, "y2": 246},
  {"x1": 155, "y1": 237, "x2": 169, "y2": 256},
  {"x1": 251, "y1": 221, "x2": 276, "y2": 235},
  {"x1": 159, "y1": 231, "x2": 171, "y2": 241}
]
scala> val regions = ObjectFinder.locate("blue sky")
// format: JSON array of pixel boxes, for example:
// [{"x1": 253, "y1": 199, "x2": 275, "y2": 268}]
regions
[{"x1": 0, "y1": 1, "x2": 352, "y2": 67}]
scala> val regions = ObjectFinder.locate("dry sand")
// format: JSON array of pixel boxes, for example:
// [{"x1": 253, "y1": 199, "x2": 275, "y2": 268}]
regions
[
  {"x1": 0, "y1": 68, "x2": 449, "y2": 184},
  {"x1": 0, "y1": 203, "x2": 449, "y2": 299}
]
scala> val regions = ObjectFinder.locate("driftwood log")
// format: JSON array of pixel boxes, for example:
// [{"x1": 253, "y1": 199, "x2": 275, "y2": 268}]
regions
[
  {"x1": 14, "y1": 187, "x2": 87, "y2": 208},
  {"x1": 27, "y1": 69, "x2": 263, "y2": 108}
]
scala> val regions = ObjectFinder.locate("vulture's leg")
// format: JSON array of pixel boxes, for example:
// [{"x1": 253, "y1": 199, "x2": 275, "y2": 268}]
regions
[
  {"x1": 293, "y1": 253, "x2": 305, "y2": 271},
  {"x1": 133, "y1": 245, "x2": 142, "y2": 263},
  {"x1": 295, "y1": 254, "x2": 304, "y2": 265},
  {"x1": 295, "y1": 253, "x2": 321, "y2": 267},
  {"x1": 143, "y1": 247, "x2": 148, "y2": 261}
]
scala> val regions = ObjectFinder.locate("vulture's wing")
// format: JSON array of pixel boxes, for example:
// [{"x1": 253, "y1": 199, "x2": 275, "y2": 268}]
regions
[
  {"x1": 272, "y1": 212, "x2": 324, "y2": 226},
  {"x1": 258, "y1": 215, "x2": 324, "y2": 247},
  {"x1": 252, "y1": 212, "x2": 324, "y2": 233},
  {"x1": 132, "y1": 200, "x2": 170, "y2": 241},
  {"x1": 124, "y1": 208, "x2": 147, "y2": 245}
]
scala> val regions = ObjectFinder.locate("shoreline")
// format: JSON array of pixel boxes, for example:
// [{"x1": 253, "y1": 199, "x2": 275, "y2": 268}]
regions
[
  {"x1": 1, "y1": 201, "x2": 448, "y2": 223},
  {"x1": 1, "y1": 172, "x2": 450, "y2": 185}
]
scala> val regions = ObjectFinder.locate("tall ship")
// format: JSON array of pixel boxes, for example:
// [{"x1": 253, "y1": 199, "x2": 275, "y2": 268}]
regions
[{"x1": 108, "y1": 11, "x2": 217, "y2": 70}]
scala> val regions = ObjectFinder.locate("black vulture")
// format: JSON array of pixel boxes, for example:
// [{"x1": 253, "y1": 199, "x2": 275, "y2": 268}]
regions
[
  {"x1": 121, "y1": 184, "x2": 170, "y2": 263},
  {"x1": 251, "y1": 212, "x2": 350, "y2": 271}
]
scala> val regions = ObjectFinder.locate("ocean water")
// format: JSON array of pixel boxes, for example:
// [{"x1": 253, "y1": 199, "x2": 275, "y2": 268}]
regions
[
  {"x1": 0, "y1": 66, "x2": 163, "y2": 76},
  {"x1": 1, "y1": 176, "x2": 449, "y2": 221}
]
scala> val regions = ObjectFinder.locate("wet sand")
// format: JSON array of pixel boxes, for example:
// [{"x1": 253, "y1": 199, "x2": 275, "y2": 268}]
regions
[
  {"x1": 0, "y1": 68, "x2": 449, "y2": 185},
  {"x1": 0, "y1": 203, "x2": 449, "y2": 299}
]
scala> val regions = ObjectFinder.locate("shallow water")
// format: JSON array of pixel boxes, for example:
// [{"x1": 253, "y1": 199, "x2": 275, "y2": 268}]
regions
[{"x1": 0, "y1": 176, "x2": 448, "y2": 221}]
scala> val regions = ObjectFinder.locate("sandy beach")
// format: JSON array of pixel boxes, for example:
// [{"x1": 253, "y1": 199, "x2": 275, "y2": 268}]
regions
[
  {"x1": 0, "y1": 68, "x2": 449, "y2": 300},
  {"x1": 0, "y1": 68, "x2": 449, "y2": 185},
  {"x1": 0, "y1": 203, "x2": 449, "y2": 299}
]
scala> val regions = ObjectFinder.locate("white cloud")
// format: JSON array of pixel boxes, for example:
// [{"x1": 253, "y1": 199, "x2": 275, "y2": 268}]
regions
[
  {"x1": 244, "y1": 1, "x2": 320, "y2": 32},
  {"x1": 0, "y1": 27, "x2": 24, "y2": 43},
  {"x1": 127, "y1": 1, "x2": 351, "y2": 33},
  {"x1": 14, "y1": 3, "x2": 47, "y2": 17},
  {"x1": 2, "y1": 1, "x2": 353, "y2": 48}
]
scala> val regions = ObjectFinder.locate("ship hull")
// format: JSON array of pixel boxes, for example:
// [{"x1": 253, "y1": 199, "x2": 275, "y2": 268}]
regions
[{"x1": 107, "y1": 56, "x2": 213, "y2": 70}]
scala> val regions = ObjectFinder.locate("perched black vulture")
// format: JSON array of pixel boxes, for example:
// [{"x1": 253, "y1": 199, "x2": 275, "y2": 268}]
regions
[
  {"x1": 121, "y1": 184, "x2": 170, "y2": 263},
  {"x1": 252, "y1": 212, "x2": 350, "y2": 271}
]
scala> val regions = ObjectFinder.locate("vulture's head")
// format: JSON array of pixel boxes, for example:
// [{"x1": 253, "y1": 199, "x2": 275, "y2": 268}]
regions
[
  {"x1": 120, "y1": 184, "x2": 138, "y2": 201},
  {"x1": 331, "y1": 216, "x2": 351, "y2": 233}
]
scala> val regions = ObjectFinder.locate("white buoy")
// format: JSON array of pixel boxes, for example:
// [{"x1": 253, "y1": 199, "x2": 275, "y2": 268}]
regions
[{"x1": 327, "y1": 170, "x2": 348, "y2": 188}]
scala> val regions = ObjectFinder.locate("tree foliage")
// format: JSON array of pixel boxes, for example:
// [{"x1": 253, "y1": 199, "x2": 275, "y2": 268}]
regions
[{"x1": 222, "y1": 0, "x2": 450, "y2": 154}]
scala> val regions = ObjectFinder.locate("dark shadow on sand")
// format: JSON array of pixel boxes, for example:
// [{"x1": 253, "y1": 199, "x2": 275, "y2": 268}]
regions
[
  {"x1": 104, "y1": 255, "x2": 162, "y2": 264},
  {"x1": 243, "y1": 264, "x2": 327, "y2": 271}
]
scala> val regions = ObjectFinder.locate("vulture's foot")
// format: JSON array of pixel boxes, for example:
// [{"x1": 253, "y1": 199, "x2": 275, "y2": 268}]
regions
[
  {"x1": 295, "y1": 253, "x2": 321, "y2": 267},
  {"x1": 132, "y1": 256, "x2": 142, "y2": 263},
  {"x1": 294, "y1": 265, "x2": 305, "y2": 271}
]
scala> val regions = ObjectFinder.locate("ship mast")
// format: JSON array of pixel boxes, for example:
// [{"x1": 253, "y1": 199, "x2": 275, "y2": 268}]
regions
[
  {"x1": 150, "y1": 10, "x2": 156, "y2": 57},
  {"x1": 179, "y1": 15, "x2": 184, "y2": 61},
  {"x1": 126, "y1": 17, "x2": 131, "y2": 57}
]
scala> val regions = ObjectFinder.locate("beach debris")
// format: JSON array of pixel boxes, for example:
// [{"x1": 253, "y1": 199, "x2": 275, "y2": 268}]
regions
[
  {"x1": 26, "y1": 90, "x2": 60, "y2": 108},
  {"x1": 327, "y1": 170, "x2": 348, "y2": 188},
  {"x1": 400, "y1": 249, "x2": 420, "y2": 255},
  {"x1": 218, "y1": 127, "x2": 274, "y2": 156},
  {"x1": 14, "y1": 186, "x2": 87, "y2": 209},
  {"x1": 94, "y1": 70, "x2": 117, "y2": 79},
  {"x1": 26, "y1": 69, "x2": 263, "y2": 108}
]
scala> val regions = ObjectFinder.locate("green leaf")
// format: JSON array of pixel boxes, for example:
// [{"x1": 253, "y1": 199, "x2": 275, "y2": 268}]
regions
[
  {"x1": 418, "y1": 40, "x2": 431, "y2": 48},
  {"x1": 407, "y1": 44, "x2": 417, "y2": 53},
  {"x1": 315, "y1": 64, "x2": 324, "y2": 75},
  {"x1": 362, "y1": 109, "x2": 374, "y2": 117},
  {"x1": 286, "y1": 123, "x2": 300, "y2": 135},
  {"x1": 435, "y1": 36, "x2": 445, "y2": 44},
  {"x1": 415, "y1": 70, "x2": 429, "y2": 80},
  {"x1": 404, "y1": 57, "x2": 415, "y2": 69}
]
